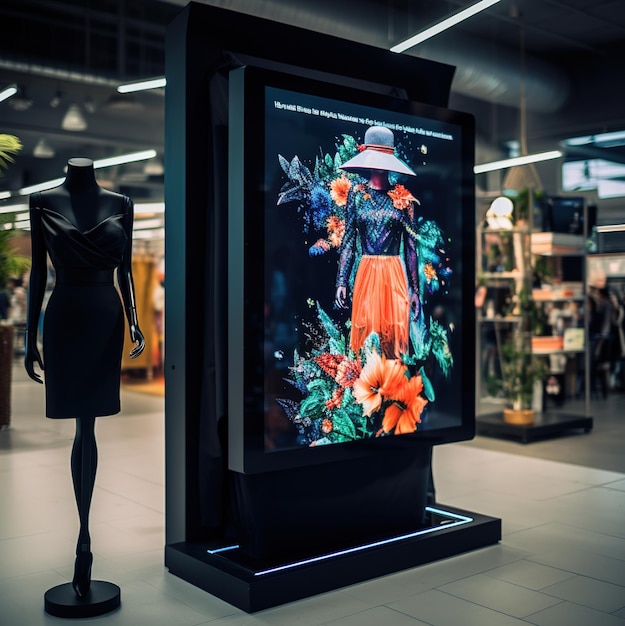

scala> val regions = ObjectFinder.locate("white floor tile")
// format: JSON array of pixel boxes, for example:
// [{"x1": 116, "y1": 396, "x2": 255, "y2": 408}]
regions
[
  {"x1": 326, "y1": 605, "x2": 429, "y2": 625},
  {"x1": 542, "y1": 575, "x2": 625, "y2": 613},
  {"x1": 388, "y1": 588, "x2": 532, "y2": 625},
  {"x1": 438, "y1": 573, "x2": 561, "y2": 618},
  {"x1": 484, "y1": 559, "x2": 576, "y2": 590},
  {"x1": 527, "y1": 600, "x2": 625, "y2": 626}
]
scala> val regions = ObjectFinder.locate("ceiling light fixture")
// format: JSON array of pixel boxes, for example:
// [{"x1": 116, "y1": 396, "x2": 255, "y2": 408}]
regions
[
  {"x1": 117, "y1": 77, "x2": 166, "y2": 93},
  {"x1": 18, "y1": 178, "x2": 66, "y2": 195},
  {"x1": 391, "y1": 0, "x2": 501, "y2": 53},
  {"x1": 61, "y1": 104, "x2": 88, "y2": 131},
  {"x1": 474, "y1": 150, "x2": 562, "y2": 174},
  {"x1": 0, "y1": 84, "x2": 18, "y2": 103},
  {"x1": 93, "y1": 149, "x2": 157, "y2": 169},
  {"x1": 33, "y1": 138, "x2": 56, "y2": 158}
]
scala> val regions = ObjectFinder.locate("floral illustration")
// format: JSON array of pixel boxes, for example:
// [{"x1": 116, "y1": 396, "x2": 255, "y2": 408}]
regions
[{"x1": 275, "y1": 129, "x2": 455, "y2": 445}]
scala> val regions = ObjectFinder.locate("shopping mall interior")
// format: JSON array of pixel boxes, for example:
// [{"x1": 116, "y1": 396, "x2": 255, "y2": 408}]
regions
[{"x1": 1, "y1": 1, "x2": 625, "y2": 624}]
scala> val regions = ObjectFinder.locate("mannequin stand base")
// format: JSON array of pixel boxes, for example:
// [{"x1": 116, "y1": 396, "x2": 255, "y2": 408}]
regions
[{"x1": 44, "y1": 581, "x2": 120, "y2": 618}]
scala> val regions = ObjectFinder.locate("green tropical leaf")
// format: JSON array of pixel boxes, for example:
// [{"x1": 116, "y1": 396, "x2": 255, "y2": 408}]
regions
[
  {"x1": 316, "y1": 301, "x2": 342, "y2": 342},
  {"x1": 419, "y1": 366, "x2": 435, "y2": 401},
  {"x1": 0, "y1": 134, "x2": 22, "y2": 173},
  {"x1": 328, "y1": 409, "x2": 358, "y2": 441}
]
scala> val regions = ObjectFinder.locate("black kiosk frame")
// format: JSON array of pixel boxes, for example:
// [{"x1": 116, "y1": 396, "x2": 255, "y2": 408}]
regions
[{"x1": 164, "y1": 3, "x2": 500, "y2": 613}]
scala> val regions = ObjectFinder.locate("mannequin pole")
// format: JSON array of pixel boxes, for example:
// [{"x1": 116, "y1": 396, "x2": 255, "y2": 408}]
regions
[
  {"x1": 72, "y1": 416, "x2": 96, "y2": 596},
  {"x1": 44, "y1": 417, "x2": 121, "y2": 618}
]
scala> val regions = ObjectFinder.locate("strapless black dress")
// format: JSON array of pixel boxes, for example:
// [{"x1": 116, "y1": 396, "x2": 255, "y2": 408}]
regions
[{"x1": 31, "y1": 194, "x2": 131, "y2": 418}]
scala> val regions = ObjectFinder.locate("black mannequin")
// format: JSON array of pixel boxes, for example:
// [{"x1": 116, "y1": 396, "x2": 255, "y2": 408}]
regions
[{"x1": 24, "y1": 158, "x2": 144, "y2": 613}]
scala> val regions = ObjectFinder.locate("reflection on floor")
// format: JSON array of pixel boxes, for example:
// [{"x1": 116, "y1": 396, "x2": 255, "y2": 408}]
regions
[{"x1": 1, "y1": 362, "x2": 624, "y2": 625}]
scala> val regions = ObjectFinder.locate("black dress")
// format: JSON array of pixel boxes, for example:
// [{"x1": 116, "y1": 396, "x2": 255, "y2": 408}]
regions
[{"x1": 31, "y1": 193, "x2": 131, "y2": 418}]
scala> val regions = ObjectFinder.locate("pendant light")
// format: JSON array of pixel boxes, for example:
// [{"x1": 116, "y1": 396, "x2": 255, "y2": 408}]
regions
[
  {"x1": 502, "y1": 14, "x2": 545, "y2": 192},
  {"x1": 61, "y1": 104, "x2": 88, "y2": 131},
  {"x1": 33, "y1": 138, "x2": 55, "y2": 158}
]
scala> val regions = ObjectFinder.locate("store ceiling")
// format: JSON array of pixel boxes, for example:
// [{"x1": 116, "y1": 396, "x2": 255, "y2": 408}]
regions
[{"x1": 1, "y1": 0, "x2": 625, "y2": 205}]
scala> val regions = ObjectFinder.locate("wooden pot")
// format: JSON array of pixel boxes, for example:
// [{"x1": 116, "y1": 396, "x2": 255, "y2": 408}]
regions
[{"x1": 503, "y1": 408, "x2": 535, "y2": 425}]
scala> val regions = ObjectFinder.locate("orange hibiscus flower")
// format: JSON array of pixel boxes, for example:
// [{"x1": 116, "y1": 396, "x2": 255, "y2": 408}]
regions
[
  {"x1": 330, "y1": 175, "x2": 351, "y2": 206},
  {"x1": 382, "y1": 374, "x2": 428, "y2": 435},
  {"x1": 353, "y1": 351, "x2": 407, "y2": 416},
  {"x1": 327, "y1": 215, "x2": 346, "y2": 248},
  {"x1": 387, "y1": 184, "x2": 417, "y2": 210}
]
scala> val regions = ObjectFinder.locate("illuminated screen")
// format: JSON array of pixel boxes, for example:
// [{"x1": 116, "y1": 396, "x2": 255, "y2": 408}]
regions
[{"x1": 228, "y1": 66, "x2": 475, "y2": 473}]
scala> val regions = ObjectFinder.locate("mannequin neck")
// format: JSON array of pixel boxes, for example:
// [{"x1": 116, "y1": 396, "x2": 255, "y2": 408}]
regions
[
  {"x1": 368, "y1": 170, "x2": 389, "y2": 190},
  {"x1": 63, "y1": 158, "x2": 98, "y2": 192}
]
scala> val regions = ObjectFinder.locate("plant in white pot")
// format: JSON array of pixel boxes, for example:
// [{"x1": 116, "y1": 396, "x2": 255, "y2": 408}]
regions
[{"x1": 0, "y1": 134, "x2": 29, "y2": 428}]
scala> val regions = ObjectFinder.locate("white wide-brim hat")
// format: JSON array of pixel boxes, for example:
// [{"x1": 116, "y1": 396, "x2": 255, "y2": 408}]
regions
[{"x1": 339, "y1": 126, "x2": 416, "y2": 176}]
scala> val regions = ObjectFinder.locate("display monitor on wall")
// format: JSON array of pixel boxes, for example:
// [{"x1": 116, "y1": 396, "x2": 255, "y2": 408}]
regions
[{"x1": 228, "y1": 66, "x2": 475, "y2": 473}]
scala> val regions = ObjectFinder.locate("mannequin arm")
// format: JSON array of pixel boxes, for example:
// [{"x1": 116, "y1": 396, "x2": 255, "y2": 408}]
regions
[
  {"x1": 24, "y1": 197, "x2": 47, "y2": 383},
  {"x1": 117, "y1": 197, "x2": 145, "y2": 359}
]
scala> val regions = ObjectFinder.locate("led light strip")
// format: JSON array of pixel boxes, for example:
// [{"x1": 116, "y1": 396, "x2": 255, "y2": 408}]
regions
[
  {"x1": 474, "y1": 150, "x2": 563, "y2": 174},
  {"x1": 391, "y1": 0, "x2": 501, "y2": 52},
  {"x1": 204, "y1": 507, "x2": 473, "y2": 576},
  {"x1": 118, "y1": 78, "x2": 166, "y2": 93},
  {"x1": 0, "y1": 84, "x2": 18, "y2": 103}
]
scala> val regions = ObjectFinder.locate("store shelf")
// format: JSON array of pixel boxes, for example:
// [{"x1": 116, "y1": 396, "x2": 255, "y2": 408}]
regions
[
  {"x1": 531, "y1": 347, "x2": 584, "y2": 355},
  {"x1": 479, "y1": 316, "x2": 522, "y2": 324},
  {"x1": 531, "y1": 232, "x2": 585, "y2": 256},
  {"x1": 476, "y1": 411, "x2": 593, "y2": 443},
  {"x1": 480, "y1": 271, "x2": 523, "y2": 280},
  {"x1": 476, "y1": 196, "x2": 591, "y2": 429}
]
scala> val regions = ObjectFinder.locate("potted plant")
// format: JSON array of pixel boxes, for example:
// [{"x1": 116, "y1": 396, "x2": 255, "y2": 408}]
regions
[
  {"x1": 498, "y1": 337, "x2": 546, "y2": 425},
  {"x1": 0, "y1": 134, "x2": 27, "y2": 428}
]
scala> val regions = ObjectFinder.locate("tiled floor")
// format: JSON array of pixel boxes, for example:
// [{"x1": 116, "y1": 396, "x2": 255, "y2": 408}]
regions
[{"x1": 1, "y1": 363, "x2": 624, "y2": 625}]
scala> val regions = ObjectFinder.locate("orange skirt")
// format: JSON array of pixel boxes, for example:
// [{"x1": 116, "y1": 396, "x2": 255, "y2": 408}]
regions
[{"x1": 350, "y1": 255, "x2": 410, "y2": 359}]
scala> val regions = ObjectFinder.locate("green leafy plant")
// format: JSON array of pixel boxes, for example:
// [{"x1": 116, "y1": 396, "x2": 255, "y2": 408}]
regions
[
  {"x1": 0, "y1": 134, "x2": 22, "y2": 171},
  {"x1": 0, "y1": 134, "x2": 30, "y2": 286},
  {"x1": 510, "y1": 187, "x2": 545, "y2": 224},
  {"x1": 489, "y1": 336, "x2": 546, "y2": 410}
]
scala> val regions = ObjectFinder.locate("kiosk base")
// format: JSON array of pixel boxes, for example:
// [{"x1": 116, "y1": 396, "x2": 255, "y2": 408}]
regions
[{"x1": 165, "y1": 505, "x2": 501, "y2": 613}]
